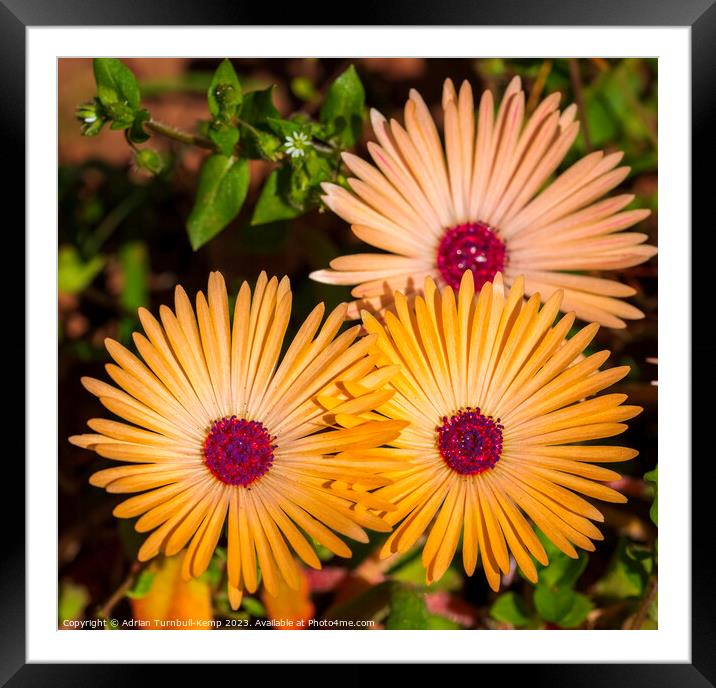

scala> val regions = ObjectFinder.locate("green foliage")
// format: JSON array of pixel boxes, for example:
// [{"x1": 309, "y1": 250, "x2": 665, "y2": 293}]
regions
[
  {"x1": 208, "y1": 59, "x2": 242, "y2": 119},
  {"x1": 594, "y1": 539, "x2": 653, "y2": 601},
  {"x1": 241, "y1": 597, "x2": 267, "y2": 617},
  {"x1": 239, "y1": 86, "x2": 282, "y2": 160},
  {"x1": 644, "y1": 466, "x2": 658, "y2": 526},
  {"x1": 390, "y1": 551, "x2": 463, "y2": 592},
  {"x1": 320, "y1": 64, "x2": 365, "y2": 147},
  {"x1": 252, "y1": 169, "x2": 303, "y2": 225},
  {"x1": 208, "y1": 121, "x2": 240, "y2": 156},
  {"x1": 385, "y1": 585, "x2": 429, "y2": 629},
  {"x1": 58, "y1": 580, "x2": 90, "y2": 623},
  {"x1": 75, "y1": 99, "x2": 107, "y2": 137},
  {"x1": 58, "y1": 245, "x2": 105, "y2": 294},
  {"x1": 291, "y1": 76, "x2": 320, "y2": 104},
  {"x1": 127, "y1": 109, "x2": 151, "y2": 143},
  {"x1": 134, "y1": 148, "x2": 164, "y2": 175},
  {"x1": 125, "y1": 569, "x2": 156, "y2": 599},
  {"x1": 187, "y1": 155, "x2": 249, "y2": 250},
  {"x1": 322, "y1": 579, "x2": 458, "y2": 629},
  {"x1": 94, "y1": 58, "x2": 141, "y2": 111},
  {"x1": 537, "y1": 546, "x2": 589, "y2": 590},
  {"x1": 426, "y1": 614, "x2": 461, "y2": 630},
  {"x1": 78, "y1": 59, "x2": 368, "y2": 249},
  {"x1": 531, "y1": 530, "x2": 593, "y2": 628},
  {"x1": 206, "y1": 61, "x2": 242, "y2": 156},
  {"x1": 118, "y1": 241, "x2": 149, "y2": 311},
  {"x1": 490, "y1": 591, "x2": 531, "y2": 628},
  {"x1": 92, "y1": 58, "x2": 145, "y2": 134},
  {"x1": 534, "y1": 585, "x2": 593, "y2": 628}
]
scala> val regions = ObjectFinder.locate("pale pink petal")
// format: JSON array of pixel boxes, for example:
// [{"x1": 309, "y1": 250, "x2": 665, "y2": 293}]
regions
[
  {"x1": 367, "y1": 139, "x2": 443, "y2": 231},
  {"x1": 351, "y1": 224, "x2": 431, "y2": 257},
  {"x1": 481, "y1": 90, "x2": 525, "y2": 220},
  {"x1": 468, "y1": 89, "x2": 495, "y2": 219},
  {"x1": 497, "y1": 120, "x2": 580, "y2": 228}
]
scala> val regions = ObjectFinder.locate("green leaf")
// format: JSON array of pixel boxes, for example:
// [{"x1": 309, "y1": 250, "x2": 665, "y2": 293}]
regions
[
  {"x1": 107, "y1": 107, "x2": 137, "y2": 131},
  {"x1": 208, "y1": 59, "x2": 242, "y2": 118},
  {"x1": 594, "y1": 538, "x2": 653, "y2": 600},
  {"x1": 76, "y1": 99, "x2": 108, "y2": 136},
  {"x1": 266, "y1": 117, "x2": 303, "y2": 139},
  {"x1": 125, "y1": 569, "x2": 156, "y2": 599},
  {"x1": 385, "y1": 585, "x2": 429, "y2": 630},
  {"x1": 251, "y1": 168, "x2": 302, "y2": 226},
  {"x1": 239, "y1": 87, "x2": 282, "y2": 160},
  {"x1": 556, "y1": 592, "x2": 593, "y2": 629},
  {"x1": 303, "y1": 151, "x2": 334, "y2": 186},
  {"x1": 644, "y1": 466, "x2": 658, "y2": 525},
  {"x1": 489, "y1": 592, "x2": 531, "y2": 628},
  {"x1": 118, "y1": 241, "x2": 149, "y2": 311},
  {"x1": 241, "y1": 597, "x2": 267, "y2": 617},
  {"x1": 187, "y1": 155, "x2": 249, "y2": 250},
  {"x1": 208, "y1": 121, "x2": 240, "y2": 156},
  {"x1": 134, "y1": 148, "x2": 164, "y2": 175},
  {"x1": 426, "y1": 614, "x2": 461, "y2": 630},
  {"x1": 391, "y1": 553, "x2": 462, "y2": 592},
  {"x1": 93, "y1": 58, "x2": 141, "y2": 110},
  {"x1": 58, "y1": 581, "x2": 90, "y2": 623},
  {"x1": 291, "y1": 76, "x2": 320, "y2": 104},
  {"x1": 127, "y1": 109, "x2": 150, "y2": 144},
  {"x1": 241, "y1": 86, "x2": 280, "y2": 122},
  {"x1": 319, "y1": 64, "x2": 365, "y2": 147},
  {"x1": 535, "y1": 529, "x2": 589, "y2": 589},
  {"x1": 243, "y1": 128, "x2": 281, "y2": 161},
  {"x1": 58, "y1": 245, "x2": 105, "y2": 294},
  {"x1": 534, "y1": 583, "x2": 594, "y2": 629},
  {"x1": 532, "y1": 529, "x2": 593, "y2": 627}
]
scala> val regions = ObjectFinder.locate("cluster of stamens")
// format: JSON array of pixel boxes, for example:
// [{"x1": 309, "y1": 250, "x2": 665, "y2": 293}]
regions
[
  {"x1": 203, "y1": 416, "x2": 276, "y2": 487},
  {"x1": 436, "y1": 221, "x2": 507, "y2": 291},
  {"x1": 436, "y1": 407, "x2": 504, "y2": 475}
]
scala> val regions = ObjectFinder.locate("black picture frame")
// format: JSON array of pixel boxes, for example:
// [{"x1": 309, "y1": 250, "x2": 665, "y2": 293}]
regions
[{"x1": 4, "y1": 0, "x2": 711, "y2": 683}]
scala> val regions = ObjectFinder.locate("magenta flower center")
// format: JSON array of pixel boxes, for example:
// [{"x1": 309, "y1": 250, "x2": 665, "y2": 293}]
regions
[
  {"x1": 203, "y1": 416, "x2": 276, "y2": 487},
  {"x1": 436, "y1": 221, "x2": 507, "y2": 291},
  {"x1": 436, "y1": 407, "x2": 503, "y2": 475}
]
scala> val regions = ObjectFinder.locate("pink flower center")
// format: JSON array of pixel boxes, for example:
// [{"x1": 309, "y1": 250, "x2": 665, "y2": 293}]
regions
[
  {"x1": 436, "y1": 407, "x2": 503, "y2": 475},
  {"x1": 436, "y1": 221, "x2": 507, "y2": 291},
  {"x1": 203, "y1": 416, "x2": 276, "y2": 487}
]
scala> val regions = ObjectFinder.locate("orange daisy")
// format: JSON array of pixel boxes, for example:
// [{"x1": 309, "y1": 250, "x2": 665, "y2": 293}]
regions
[
  {"x1": 360, "y1": 271, "x2": 641, "y2": 588},
  {"x1": 311, "y1": 77, "x2": 656, "y2": 328},
  {"x1": 69, "y1": 272, "x2": 405, "y2": 609}
]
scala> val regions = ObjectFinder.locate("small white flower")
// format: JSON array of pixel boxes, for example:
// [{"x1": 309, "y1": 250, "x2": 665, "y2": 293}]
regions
[
  {"x1": 84, "y1": 115, "x2": 98, "y2": 124},
  {"x1": 283, "y1": 131, "x2": 310, "y2": 159}
]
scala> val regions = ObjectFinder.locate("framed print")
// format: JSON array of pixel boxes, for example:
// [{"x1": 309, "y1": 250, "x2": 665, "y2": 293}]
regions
[{"x1": 3, "y1": 0, "x2": 712, "y2": 683}]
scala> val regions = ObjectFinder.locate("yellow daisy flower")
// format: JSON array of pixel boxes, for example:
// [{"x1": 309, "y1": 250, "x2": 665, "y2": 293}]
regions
[
  {"x1": 311, "y1": 77, "x2": 657, "y2": 328},
  {"x1": 361, "y1": 271, "x2": 641, "y2": 589},
  {"x1": 69, "y1": 272, "x2": 406, "y2": 609}
]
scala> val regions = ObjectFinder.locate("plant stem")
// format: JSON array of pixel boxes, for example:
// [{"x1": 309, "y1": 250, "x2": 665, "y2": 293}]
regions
[
  {"x1": 146, "y1": 118, "x2": 215, "y2": 150},
  {"x1": 615, "y1": 66, "x2": 658, "y2": 148},
  {"x1": 526, "y1": 59, "x2": 552, "y2": 114},
  {"x1": 569, "y1": 58, "x2": 592, "y2": 152},
  {"x1": 629, "y1": 576, "x2": 657, "y2": 629},
  {"x1": 96, "y1": 561, "x2": 145, "y2": 620},
  {"x1": 83, "y1": 187, "x2": 147, "y2": 256}
]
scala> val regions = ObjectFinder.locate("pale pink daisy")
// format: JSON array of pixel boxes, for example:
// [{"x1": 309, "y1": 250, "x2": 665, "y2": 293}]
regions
[{"x1": 310, "y1": 77, "x2": 657, "y2": 328}]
